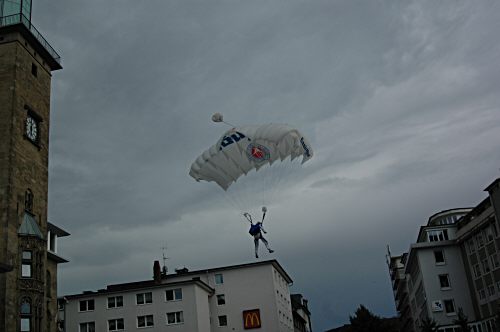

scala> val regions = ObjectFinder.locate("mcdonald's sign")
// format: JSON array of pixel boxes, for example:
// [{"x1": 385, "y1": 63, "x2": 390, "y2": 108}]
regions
[{"x1": 243, "y1": 309, "x2": 261, "y2": 329}]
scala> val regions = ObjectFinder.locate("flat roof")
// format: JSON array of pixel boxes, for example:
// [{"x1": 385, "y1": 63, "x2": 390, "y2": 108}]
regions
[
  {"x1": 63, "y1": 277, "x2": 214, "y2": 300},
  {"x1": 164, "y1": 259, "x2": 293, "y2": 284},
  {"x1": 62, "y1": 259, "x2": 292, "y2": 299}
]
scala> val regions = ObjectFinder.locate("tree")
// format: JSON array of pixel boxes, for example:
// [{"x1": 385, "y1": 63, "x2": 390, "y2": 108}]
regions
[
  {"x1": 420, "y1": 317, "x2": 438, "y2": 332},
  {"x1": 348, "y1": 305, "x2": 384, "y2": 332},
  {"x1": 453, "y1": 308, "x2": 470, "y2": 332}
]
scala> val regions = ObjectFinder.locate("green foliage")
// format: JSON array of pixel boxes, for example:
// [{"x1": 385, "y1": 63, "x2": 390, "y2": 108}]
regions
[
  {"x1": 453, "y1": 308, "x2": 470, "y2": 332},
  {"x1": 420, "y1": 317, "x2": 438, "y2": 332},
  {"x1": 348, "y1": 305, "x2": 395, "y2": 332}
]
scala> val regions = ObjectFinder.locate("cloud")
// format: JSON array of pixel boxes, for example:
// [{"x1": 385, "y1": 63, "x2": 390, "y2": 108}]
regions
[{"x1": 32, "y1": 0, "x2": 500, "y2": 330}]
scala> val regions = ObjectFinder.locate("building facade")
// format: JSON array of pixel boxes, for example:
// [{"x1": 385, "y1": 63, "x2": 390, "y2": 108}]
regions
[
  {"x1": 61, "y1": 260, "x2": 309, "y2": 332},
  {"x1": 291, "y1": 294, "x2": 312, "y2": 332},
  {"x1": 388, "y1": 178, "x2": 500, "y2": 332},
  {"x1": 0, "y1": 1, "x2": 68, "y2": 331},
  {"x1": 455, "y1": 178, "x2": 500, "y2": 331}
]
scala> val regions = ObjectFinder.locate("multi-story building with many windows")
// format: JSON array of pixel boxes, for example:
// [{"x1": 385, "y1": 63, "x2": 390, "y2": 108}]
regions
[
  {"x1": 388, "y1": 179, "x2": 500, "y2": 332},
  {"x1": 60, "y1": 259, "x2": 310, "y2": 332},
  {"x1": 455, "y1": 178, "x2": 500, "y2": 331},
  {"x1": 389, "y1": 208, "x2": 474, "y2": 332},
  {"x1": 388, "y1": 177, "x2": 500, "y2": 332}
]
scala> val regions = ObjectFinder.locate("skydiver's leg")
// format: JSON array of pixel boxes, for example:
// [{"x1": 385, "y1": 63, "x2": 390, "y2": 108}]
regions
[
  {"x1": 259, "y1": 235, "x2": 274, "y2": 253},
  {"x1": 254, "y1": 236, "x2": 259, "y2": 258}
]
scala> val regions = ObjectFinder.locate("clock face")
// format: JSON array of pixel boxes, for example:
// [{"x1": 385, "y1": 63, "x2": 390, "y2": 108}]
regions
[{"x1": 26, "y1": 116, "x2": 38, "y2": 142}]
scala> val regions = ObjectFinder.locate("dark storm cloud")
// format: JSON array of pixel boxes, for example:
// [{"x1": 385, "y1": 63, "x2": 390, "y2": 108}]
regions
[{"x1": 32, "y1": 0, "x2": 500, "y2": 330}]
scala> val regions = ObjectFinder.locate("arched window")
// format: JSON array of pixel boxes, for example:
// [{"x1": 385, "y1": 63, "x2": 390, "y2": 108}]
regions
[
  {"x1": 24, "y1": 189, "x2": 33, "y2": 212},
  {"x1": 20, "y1": 297, "x2": 32, "y2": 332}
]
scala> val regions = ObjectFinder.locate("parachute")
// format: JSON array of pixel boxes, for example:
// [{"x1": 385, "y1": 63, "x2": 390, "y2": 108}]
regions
[{"x1": 189, "y1": 123, "x2": 313, "y2": 191}]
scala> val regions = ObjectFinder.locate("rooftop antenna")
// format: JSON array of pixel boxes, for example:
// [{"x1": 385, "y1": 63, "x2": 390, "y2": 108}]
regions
[{"x1": 161, "y1": 245, "x2": 169, "y2": 276}]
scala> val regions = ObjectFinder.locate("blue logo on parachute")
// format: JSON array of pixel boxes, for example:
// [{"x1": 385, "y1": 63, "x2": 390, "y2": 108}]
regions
[
  {"x1": 300, "y1": 137, "x2": 311, "y2": 158},
  {"x1": 219, "y1": 131, "x2": 247, "y2": 150}
]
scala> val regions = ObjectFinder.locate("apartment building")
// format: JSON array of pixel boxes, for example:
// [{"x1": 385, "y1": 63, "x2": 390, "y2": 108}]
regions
[
  {"x1": 61, "y1": 259, "x2": 310, "y2": 332},
  {"x1": 388, "y1": 177, "x2": 500, "y2": 332},
  {"x1": 455, "y1": 178, "x2": 500, "y2": 331}
]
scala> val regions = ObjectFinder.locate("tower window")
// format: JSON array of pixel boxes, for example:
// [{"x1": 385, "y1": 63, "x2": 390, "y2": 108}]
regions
[
  {"x1": 25, "y1": 189, "x2": 33, "y2": 212},
  {"x1": 31, "y1": 63, "x2": 37, "y2": 77},
  {"x1": 20, "y1": 297, "x2": 32, "y2": 332},
  {"x1": 21, "y1": 251, "x2": 32, "y2": 278}
]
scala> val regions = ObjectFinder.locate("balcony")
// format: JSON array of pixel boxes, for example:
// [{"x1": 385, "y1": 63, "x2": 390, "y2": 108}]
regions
[{"x1": 0, "y1": 13, "x2": 61, "y2": 67}]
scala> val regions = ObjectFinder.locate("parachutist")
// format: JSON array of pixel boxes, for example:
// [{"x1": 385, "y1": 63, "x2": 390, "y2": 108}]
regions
[{"x1": 246, "y1": 209, "x2": 274, "y2": 258}]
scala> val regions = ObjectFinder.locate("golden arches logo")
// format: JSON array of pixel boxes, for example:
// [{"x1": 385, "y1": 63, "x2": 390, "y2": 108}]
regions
[{"x1": 243, "y1": 309, "x2": 261, "y2": 329}]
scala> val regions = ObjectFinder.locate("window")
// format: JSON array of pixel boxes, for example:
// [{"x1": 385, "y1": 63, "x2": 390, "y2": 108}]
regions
[
  {"x1": 108, "y1": 296, "x2": 123, "y2": 308},
  {"x1": 31, "y1": 63, "x2": 37, "y2": 77},
  {"x1": 217, "y1": 294, "x2": 226, "y2": 305},
  {"x1": 25, "y1": 189, "x2": 33, "y2": 212},
  {"x1": 468, "y1": 239, "x2": 476, "y2": 253},
  {"x1": 108, "y1": 318, "x2": 124, "y2": 331},
  {"x1": 428, "y1": 229, "x2": 449, "y2": 242},
  {"x1": 486, "y1": 226, "x2": 495, "y2": 242},
  {"x1": 20, "y1": 297, "x2": 31, "y2": 332},
  {"x1": 79, "y1": 322, "x2": 95, "y2": 332},
  {"x1": 165, "y1": 288, "x2": 182, "y2": 301},
  {"x1": 218, "y1": 315, "x2": 228, "y2": 326},
  {"x1": 137, "y1": 315, "x2": 154, "y2": 328},
  {"x1": 488, "y1": 284, "x2": 496, "y2": 296},
  {"x1": 477, "y1": 233, "x2": 485, "y2": 247},
  {"x1": 444, "y1": 299, "x2": 455, "y2": 314},
  {"x1": 21, "y1": 251, "x2": 32, "y2": 278},
  {"x1": 483, "y1": 259, "x2": 491, "y2": 273},
  {"x1": 490, "y1": 254, "x2": 500, "y2": 270},
  {"x1": 215, "y1": 273, "x2": 224, "y2": 284},
  {"x1": 166, "y1": 311, "x2": 184, "y2": 325},
  {"x1": 474, "y1": 264, "x2": 482, "y2": 278},
  {"x1": 479, "y1": 289, "x2": 486, "y2": 300},
  {"x1": 439, "y1": 274, "x2": 451, "y2": 289},
  {"x1": 136, "y1": 292, "x2": 152, "y2": 305},
  {"x1": 79, "y1": 299, "x2": 95, "y2": 312},
  {"x1": 434, "y1": 250, "x2": 445, "y2": 264}
]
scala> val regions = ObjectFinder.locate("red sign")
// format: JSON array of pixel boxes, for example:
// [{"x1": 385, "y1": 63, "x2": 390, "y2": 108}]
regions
[{"x1": 243, "y1": 309, "x2": 261, "y2": 329}]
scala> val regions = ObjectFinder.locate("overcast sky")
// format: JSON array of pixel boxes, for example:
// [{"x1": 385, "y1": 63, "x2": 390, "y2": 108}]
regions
[{"x1": 33, "y1": 0, "x2": 500, "y2": 330}]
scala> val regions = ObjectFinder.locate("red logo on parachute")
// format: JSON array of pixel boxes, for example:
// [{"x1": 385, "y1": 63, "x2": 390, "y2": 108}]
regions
[
  {"x1": 251, "y1": 146, "x2": 265, "y2": 159},
  {"x1": 246, "y1": 143, "x2": 270, "y2": 162}
]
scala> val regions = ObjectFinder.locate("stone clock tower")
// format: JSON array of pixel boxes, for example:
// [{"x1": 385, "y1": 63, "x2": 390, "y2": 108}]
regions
[{"x1": 0, "y1": 1, "x2": 69, "y2": 331}]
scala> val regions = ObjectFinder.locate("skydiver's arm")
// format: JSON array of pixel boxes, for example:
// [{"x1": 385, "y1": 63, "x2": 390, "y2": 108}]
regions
[{"x1": 243, "y1": 213, "x2": 253, "y2": 223}]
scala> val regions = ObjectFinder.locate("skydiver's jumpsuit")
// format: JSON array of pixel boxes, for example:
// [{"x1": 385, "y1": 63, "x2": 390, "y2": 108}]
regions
[{"x1": 251, "y1": 222, "x2": 273, "y2": 258}]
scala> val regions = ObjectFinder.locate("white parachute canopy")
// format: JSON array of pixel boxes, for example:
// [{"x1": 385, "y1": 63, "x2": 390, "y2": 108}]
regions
[{"x1": 189, "y1": 123, "x2": 313, "y2": 191}]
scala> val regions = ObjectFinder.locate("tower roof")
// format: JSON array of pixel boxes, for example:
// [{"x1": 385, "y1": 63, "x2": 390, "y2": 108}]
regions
[{"x1": 18, "y1": 212, "x2": 44, "y2": 239}]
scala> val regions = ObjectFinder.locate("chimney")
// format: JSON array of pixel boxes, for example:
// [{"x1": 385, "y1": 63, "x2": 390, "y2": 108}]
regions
[{"x1": 153, "y1": 261, "x2": 161, "y2": 283}]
